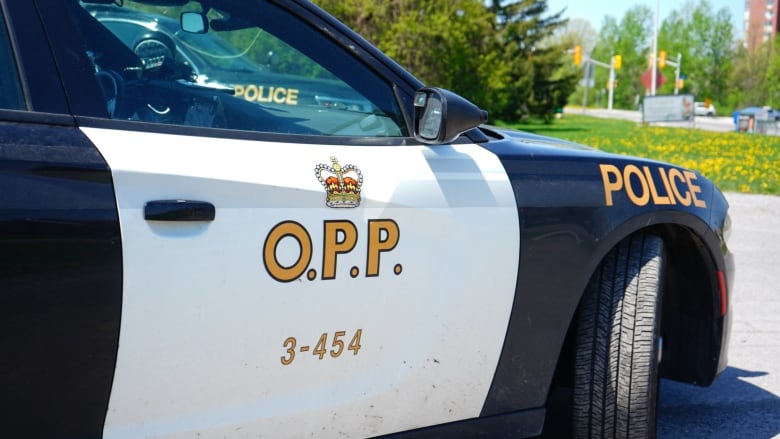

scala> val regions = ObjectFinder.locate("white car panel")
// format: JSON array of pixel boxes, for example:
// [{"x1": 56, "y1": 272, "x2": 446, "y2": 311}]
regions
[{"x1": 83, "y1": 127, "x2": 520, "y2": 438}]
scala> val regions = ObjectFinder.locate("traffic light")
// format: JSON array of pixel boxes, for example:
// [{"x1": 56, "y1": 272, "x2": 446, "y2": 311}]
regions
[
  {"x1": 676, "y1": 78, "x2": 684, "y2": 89},
  {"x1": 613, "y1": 55, "x2": 622, "y2": 69},
  {"x1": 573, "y1": 45, "x2": 582, "y2": 66},
  {"x1": 658, "y1": 51, "x2": 667, "y2": 68}
]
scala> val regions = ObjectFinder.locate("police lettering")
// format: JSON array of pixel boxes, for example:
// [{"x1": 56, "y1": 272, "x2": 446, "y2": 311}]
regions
[
  {"x1": 263, "y1": 219, "x2": 401, "y2": 283},
  {"x1": 599, "y1": 164, "x2": 707, "y2": 208},
  {"x1": 234, "y1": 85, "x2": 300, "y2": 105}
]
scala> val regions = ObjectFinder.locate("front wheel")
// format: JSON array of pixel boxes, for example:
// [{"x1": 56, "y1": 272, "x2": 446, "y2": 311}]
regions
[{"x1": 573, "y1": 234, "x2": 665, "y2": 438}]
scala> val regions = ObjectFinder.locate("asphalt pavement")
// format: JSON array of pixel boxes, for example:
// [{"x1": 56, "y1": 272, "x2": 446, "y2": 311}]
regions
[{"x1": 657, "y1": 192, "x2": 780, "y2": 438}]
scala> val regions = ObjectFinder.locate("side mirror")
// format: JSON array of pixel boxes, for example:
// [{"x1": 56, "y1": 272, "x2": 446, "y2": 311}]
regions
[
  {"x1": 181, "y1": 11, "x2": 208, "y2": 34},
  {"x1": 413, "y1": 87, "x2": 487, "y2": 145}
]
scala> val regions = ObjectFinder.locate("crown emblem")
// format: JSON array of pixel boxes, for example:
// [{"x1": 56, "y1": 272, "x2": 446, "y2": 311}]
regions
[{"x1": 315, "y1": 157, "x2": 363, "y2": 208}]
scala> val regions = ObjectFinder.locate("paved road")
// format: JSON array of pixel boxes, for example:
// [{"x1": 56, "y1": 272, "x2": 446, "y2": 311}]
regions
[
  {"x1": 575, "y1": 107, "x2": 780, "y2": 135},
  {"x1": 657, "y1": 192, "x2": 780, "y2": 438}
]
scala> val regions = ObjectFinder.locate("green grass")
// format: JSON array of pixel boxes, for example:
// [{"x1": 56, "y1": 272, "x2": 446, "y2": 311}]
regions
[{"x1": 496, "y1": 114, "x2": 780, "y2": 194}]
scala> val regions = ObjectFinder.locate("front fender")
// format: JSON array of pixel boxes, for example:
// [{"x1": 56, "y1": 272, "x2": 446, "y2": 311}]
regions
[{"x1": 479, "y1": 141, "x2": 732, "y2": 415}]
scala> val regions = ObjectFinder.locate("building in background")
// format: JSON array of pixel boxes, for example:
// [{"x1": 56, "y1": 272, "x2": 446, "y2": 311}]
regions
[{"x1": 744, "y1": 0, "x2": 780, "y2": 49}]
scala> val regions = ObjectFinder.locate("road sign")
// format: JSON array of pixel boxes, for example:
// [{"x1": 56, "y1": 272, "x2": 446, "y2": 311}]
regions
[
  {"x1": 641, "y1": 69, "x2": 666, "y2": 90},
  {"x1": 641, "y1": 94, "x2": 694, "y2": 123}
]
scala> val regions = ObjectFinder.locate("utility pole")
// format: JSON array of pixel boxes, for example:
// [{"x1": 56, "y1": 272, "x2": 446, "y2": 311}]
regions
[
  {"x1": 651, "y1": 0, "x2": 659, "y2": 95},
  {"x1": 581, "y1": 62, "x2": 590, "y2": 112},
  {"x1": 608, "y1": 57, "x2": 615, "y2": 110}
]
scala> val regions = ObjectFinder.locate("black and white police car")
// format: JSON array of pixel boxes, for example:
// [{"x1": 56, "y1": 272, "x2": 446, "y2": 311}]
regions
[{"x1": 0, "y1": 1, "x2": 733, "y2": 438}]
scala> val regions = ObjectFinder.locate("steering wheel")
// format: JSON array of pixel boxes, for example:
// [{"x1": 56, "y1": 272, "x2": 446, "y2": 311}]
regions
[
  {"x1": 132, "y1": 31, "x2": 177, "y2": 77},
  {"x1": 95, "y1": 68, "x2": 124, "y2": 118}
]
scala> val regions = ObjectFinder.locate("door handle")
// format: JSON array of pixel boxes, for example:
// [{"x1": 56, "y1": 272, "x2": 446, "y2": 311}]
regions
[{"x1": 144, "y1": 200, "x2": 215, "y2": 222}]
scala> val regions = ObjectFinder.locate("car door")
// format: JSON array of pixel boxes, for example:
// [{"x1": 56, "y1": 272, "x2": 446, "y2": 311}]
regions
[
  {"x1": 0, "y1": 2, "x2": 123, "y2": 437},
  {"x1": 45, "y1": 1, "x2": 521, "y2": 437}
]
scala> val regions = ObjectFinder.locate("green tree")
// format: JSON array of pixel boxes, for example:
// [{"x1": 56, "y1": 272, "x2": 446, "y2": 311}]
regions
[
  {"x1": 381, "y1": 2, "x2": 500, "y2": 107},
  {"x1": 729, "y1": 41, "x2": 773, "y2": 109},
  {"x1": 556, "y1": 18, "x2": 599, "y2": 54},
  {"x1": 546, "y1": 18, "x2": 594, "y2": 109},
  {"x1": 316, "y1": 0, "x2": 577, "y2": 122},
  {"x1": 580, "y1": 0, "x2": 736, "y2": 110},
  {"x1": 657, "y1": 0, "x2": 735, "y2": 106},
  {"x1": 315, "y1": 0, "x2": 504, "y2": 112},
  {"x1": 591, "y1": 6, "x2": 653, "y2": 109},
  {"x1": 765, "y1": 37, "x2": 780, "y2": 109},
  {"x1": 488, "y1": 0, "x2": 578, "y2": 121}
]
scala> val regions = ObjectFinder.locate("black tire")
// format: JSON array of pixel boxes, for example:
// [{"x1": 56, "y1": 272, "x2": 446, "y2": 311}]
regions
[{"x1": 573, "y1": 234, "x2": 664, "y2": 438}]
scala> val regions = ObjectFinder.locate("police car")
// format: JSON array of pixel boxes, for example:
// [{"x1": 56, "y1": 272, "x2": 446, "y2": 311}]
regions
[{"x1": 0, "y1": 1, "x2": 733, "y2": 438}]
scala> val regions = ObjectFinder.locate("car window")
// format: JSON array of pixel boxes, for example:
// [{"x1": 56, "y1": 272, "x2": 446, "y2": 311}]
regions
[
  {"x1": 0, "y1": 10, "x2": 25, "y2": 110},
  {"x1": 71, "y1": 0, "x2": 406, "y2": 137}
]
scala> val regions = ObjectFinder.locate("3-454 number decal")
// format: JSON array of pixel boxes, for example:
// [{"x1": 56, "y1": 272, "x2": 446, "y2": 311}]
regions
[{"x1": 281, "y1": 329, "x2": 363, "y2": 366}]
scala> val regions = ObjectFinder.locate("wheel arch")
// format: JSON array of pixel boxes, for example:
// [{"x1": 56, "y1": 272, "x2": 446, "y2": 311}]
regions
[
  {"x1": 481, "y1": 204, "x2": 731, "y2": 422},
  {"x1": 654, "y1": 222, "x2": 726, "y2": 386},
  {"x1": 534, "y1": 218, "x2": 728, "y2": 436},
  {"x1": 552, "y1": 218, "x2": 727, "y2": 394}
]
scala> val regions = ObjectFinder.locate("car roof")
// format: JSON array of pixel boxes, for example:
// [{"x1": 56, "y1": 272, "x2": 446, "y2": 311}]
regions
[{"x1": 737, "y1": 107, "x2": 767, "y2": 114}]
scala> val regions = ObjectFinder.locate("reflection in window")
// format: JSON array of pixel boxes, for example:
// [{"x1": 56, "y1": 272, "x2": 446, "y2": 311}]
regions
[
  {"x1": 0, "y1": 13, "x2": 25, "y2": 110},
  {"x1": 76, "y1": 0, "x2": 405, "y2": 137}
]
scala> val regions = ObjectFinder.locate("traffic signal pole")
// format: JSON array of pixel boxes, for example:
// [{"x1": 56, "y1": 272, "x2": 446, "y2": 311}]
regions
[
  {"x1": 651, "y1": 0, "x2": 659, "y2": 95},
  {"x1": 606, "y1": 58, "x2": 615, "y2": 110},
  {"x1": 572, "y1": 47, "x2": 621, "y2": 111},
  {"x1": 580, "y1": 56, "x2": 620, "y2": 110},
  {"x1": 657, "y1": 50, "x2": 683, "y2": 94},
  {"x1": 607, "y1": 55, "x2": 621, "y2": 110},
  {"x1": 665, "y1": 53, "x2": 682, "y2": 94}
]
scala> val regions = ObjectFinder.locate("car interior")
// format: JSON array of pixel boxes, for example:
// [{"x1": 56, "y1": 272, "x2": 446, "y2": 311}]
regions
[{"x1": 68, "y1": 0, "x2": 406, "y2": 137}]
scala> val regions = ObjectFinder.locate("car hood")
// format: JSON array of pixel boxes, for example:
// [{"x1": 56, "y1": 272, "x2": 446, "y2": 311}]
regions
[
  {"x1": 479, "y1": 125, "x2": 692, "y2": 171},
  {"x1": 482, "y1": 125, "x2": 602, "y2": 153}
]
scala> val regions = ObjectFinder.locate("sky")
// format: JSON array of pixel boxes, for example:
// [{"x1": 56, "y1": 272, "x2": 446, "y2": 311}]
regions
[{"x1": 546, "y1": 0, "x2": 744, "y2": 38}]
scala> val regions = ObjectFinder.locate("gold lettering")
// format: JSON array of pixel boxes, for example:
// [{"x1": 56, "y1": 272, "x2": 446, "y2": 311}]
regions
[
  {"x1": 258, "y1": 86, "x2": 272, "y2": 103},
  {"x1": 643, "y1": 166, "x2": 672, "y2": 205},
  {"x1": 286, "y1": 88, "x2": 299, "y2": 105},
  {"x1": 599, "y1": 164, "x2": 622, "y2": 206},
  {"x1": 263, "y1": 221, "x2": 312, "y2": 282},
  {"x1": 668, "y1": 168, "x2": 692, "y2": 206},
  {"x1": 658, "y1": 167, "x2": 677, "y2": 205},
  {"x1": 236, "y1": 85, "x2": 300, "y2": 105},
  {"x1": 599, "y1": 164, "x2": 707, "y2": 208},
  {"x1": 322, "y1": 220, "x2": 358, "y2": 280},
  {"x1": 244, "y1": 85, "x2": 258, "y2": 102},
  {"x1": 684, "y1": 170, "x2": 707, "y2": 208},
  {"x1": 273, "y1": 87, "x2": 287, "y2": 104},
  {"x1": 366, "y1": 219, "x2": 400, "y2": 277},
  {"x1": 624, "y1": 164, "x2": 650, "y2": 206}
]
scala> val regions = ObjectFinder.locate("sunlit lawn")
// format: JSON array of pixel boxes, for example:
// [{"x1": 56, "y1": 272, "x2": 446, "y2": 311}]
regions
[{"x1": 498, "y1": 114, "x2": 780, "y2": 195}]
